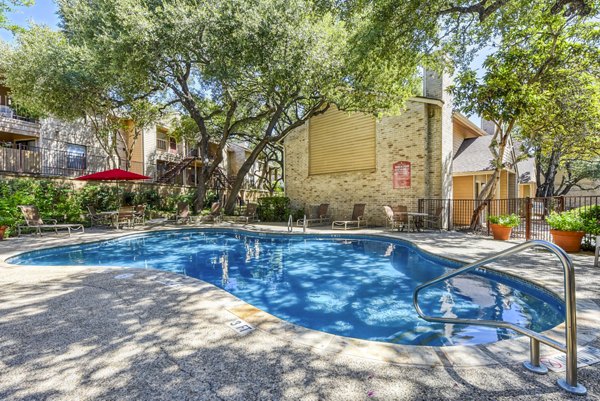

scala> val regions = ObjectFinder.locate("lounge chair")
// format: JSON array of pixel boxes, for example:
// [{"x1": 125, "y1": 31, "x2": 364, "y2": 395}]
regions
[
  {"x1": 173, "y1": 202, "x2": 192, "y2": 224},
  {"x1": 17, "y1": 205, "x2": 84, "y2": 236},
  {"x1": 198, "y1": 202, "x2": 222, "y2": 223},
  {"x1": 384, "y1": 205, "x2": 406, "y2": 231},
  {"x1": 226, "y1": 203, "x2": 258, "y2": 223},
  {"x1": 297, "y1": 203, "x2": 331, "y2": 227},
  {"x1": 332, "y1": 204, "x2": 366, "y2": 230}
]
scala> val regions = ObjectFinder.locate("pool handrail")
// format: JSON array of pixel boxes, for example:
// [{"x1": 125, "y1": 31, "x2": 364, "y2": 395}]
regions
[{"x1": 412, "y1": 240, "x2": 586, "y2": 395}]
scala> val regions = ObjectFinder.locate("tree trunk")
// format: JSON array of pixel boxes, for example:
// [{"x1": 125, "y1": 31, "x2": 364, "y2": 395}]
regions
[
  {"x1": 535, "y1": 148, "x2": 561, "y2": 197},
  {"x1": 468, "y1": 124, "x2": 509, "y2": 230},
  {"x1": 224, "y1": 138, "x2": 269, "y2": 214}
]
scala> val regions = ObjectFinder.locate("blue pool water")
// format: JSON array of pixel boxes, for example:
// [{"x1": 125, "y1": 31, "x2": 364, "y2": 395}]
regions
[{"x1": 9, "y1": 229, "x2": 564, "y2": 346}]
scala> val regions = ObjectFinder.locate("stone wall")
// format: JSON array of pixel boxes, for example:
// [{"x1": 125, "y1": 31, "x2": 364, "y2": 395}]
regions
[{"x1": 284, "y1": 99, "x2": 451, "y2": 226}]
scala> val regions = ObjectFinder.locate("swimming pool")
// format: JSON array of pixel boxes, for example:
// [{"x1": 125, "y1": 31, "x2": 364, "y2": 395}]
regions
[{"x1": 8, "y1": 229, "x2": 564, "y2": 346}]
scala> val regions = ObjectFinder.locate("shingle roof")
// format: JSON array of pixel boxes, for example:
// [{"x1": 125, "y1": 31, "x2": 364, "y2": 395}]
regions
[
  {"x1": 452, "y1": 136, "x2": 496, "y2": 173},
  {"x1": 517, "y1": 157, "x2": 536, "y2": 184}
]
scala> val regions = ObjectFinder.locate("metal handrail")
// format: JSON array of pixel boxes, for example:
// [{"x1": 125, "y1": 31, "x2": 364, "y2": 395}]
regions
[
  {"x1": 412, "y1": 240, "x2": 586, "y2": 395},
  {"x1": 287, "y1": 214, "x2": 293, "y2": 233}
]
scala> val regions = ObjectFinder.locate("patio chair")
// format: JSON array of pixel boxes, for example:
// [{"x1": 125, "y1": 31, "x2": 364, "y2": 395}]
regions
[
  {"x1": 86, "y1": 205, "x2": 112, "y2": 227},
  {"x1": 383, "y1": 205, "x2": 406, "y2": 231},
  {"x1": 421, "y1": 206, "x2": 444, "y2": 231},
  {"x1": 226, "y1": 203, "x2": 258, "y2": 223},
  {"x1": 297, "y1": 203, "x2": 331, "y2": 227},
  {"x1": 391, "y1": 205, "x2": 409, "y2": 231},
  {"x1": 116, "y1": 206, "x2": 135, "y2": 229},
  {"x1": 332, "y1": 203, "x2": 366, "y2": 230},
  {"x1": 133, "y1": 204, "x2": 146, "y2": 227},
  {"x1": 17, "y1": 205, "x2": 84, "y2": 236}
]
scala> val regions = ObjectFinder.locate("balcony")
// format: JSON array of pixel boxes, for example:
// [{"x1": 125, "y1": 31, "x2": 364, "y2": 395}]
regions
[
  {"x1": 0, "y1": 144, "x2": 108, "y2": 177},
  {"x1": 0, "y1": 97, "x2": 41, "y2": 139}
]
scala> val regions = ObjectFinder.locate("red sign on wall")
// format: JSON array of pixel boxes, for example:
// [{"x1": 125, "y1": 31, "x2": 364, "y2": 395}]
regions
[{"x1": 392, "y1": 161, "x2": 411, "y2": 189}]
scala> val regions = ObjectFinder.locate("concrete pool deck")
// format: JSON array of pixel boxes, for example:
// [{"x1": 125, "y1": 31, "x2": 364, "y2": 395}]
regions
[{"x1": 0, "y1": 223, "x2": 599, "y2": 400}]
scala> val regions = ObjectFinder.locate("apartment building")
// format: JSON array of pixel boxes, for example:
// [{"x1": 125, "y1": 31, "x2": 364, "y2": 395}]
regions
[{"x1": 0, "y1": 84, "x2": 260, "y2": 189}]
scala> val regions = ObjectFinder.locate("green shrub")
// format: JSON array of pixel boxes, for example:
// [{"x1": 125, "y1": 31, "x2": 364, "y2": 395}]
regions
[
  {"x1": 488, "y1": 214, "x2": 521, "y2": 228},
  {"x1": 546, "y1": 210, "x2": 585, "y2": 232},
  {"x1": 78, "y1": 184, "x2": 121, "y2": 211},
  {"x1": 0, "y1": 178, "x2": 85, "y2": 236},
  {"x1": 575, "y1": 205, "x2": 600, "y2": 235},
  {"x1": 257, "y1": 196, "x2": 292, "y2": 221}
]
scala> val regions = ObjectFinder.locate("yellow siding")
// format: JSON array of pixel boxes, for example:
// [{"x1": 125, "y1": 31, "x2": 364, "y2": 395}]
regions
[
  {"x1": 452, "y1": 175, "x2": 475, "y2": 226},
  {"x1": 453, "y1": 175, "x2": 474, "y2": 199},
  {"x1": 309, "y1": 108, "x2": 375, "y2": 175},
  {"x1": 500, "y1": 170, "x2": 508, "y2": 199}
]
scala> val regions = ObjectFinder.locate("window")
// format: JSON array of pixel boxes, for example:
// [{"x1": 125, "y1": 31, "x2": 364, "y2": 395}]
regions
[
  {"x1": 169, "y1": 137, "x2": 177, "y2": 153},
  {"x1": 309, "y1": 107, "x2": 376, "y2": 175},
  {"x1": 66, "y1": 143, "x2": 87, "y2": 170},
  {"x1": 156, "y1": 128, "x2": 168, "y2": 151}
]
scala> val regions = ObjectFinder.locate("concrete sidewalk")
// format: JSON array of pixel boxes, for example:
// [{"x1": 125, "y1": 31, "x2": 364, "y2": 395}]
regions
[{"x1": 0, "y1": 225, "x2": 598, "y2": 400}]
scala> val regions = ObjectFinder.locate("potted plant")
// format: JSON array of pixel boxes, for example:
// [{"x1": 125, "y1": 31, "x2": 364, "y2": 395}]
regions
[
  {"x1": 488, "y1": 214, "x2": 521, "y2": 240},
  {"x1": 0, "y1": 217, "x2": 11, "y2": 241},
  {"x1": 546, "y1": 210, "x2": 585, "y2": 253}
]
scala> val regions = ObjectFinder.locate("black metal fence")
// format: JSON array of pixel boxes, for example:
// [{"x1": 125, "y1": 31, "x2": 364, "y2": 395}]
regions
[{"x1": 419, "y1": 196, "x2": 600, "y2": 244}]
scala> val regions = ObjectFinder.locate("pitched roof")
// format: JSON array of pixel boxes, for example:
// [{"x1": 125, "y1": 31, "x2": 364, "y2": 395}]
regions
[
  {"x1": 517, "y1": 157, "x2": 536, "y2": 184},
  {"x1": 452, "y1": 135, "x2": 497, "y2": 173}
]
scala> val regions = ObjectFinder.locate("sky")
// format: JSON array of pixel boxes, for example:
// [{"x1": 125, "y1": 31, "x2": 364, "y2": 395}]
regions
[
  {"x1": 1, "y1": 0, "x2": 485, "y2": 125},
  {"x1": 0, "y1": 0, "x2": 59, "y2": 43}
]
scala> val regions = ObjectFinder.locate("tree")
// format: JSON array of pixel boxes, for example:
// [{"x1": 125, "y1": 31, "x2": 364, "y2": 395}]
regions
[
  {"x1": 0, "y1": 0, "x2": 33, "y2": 32},
  {"x1": 2, "y1": 25, "x2": 159, "y2": 167},
  {"x1": 518, "y1": 74, "x2": 600, "y2": 196},
  {"x1": 53, "y1": 0, "x2": 418, "y2": 212},
  {"x1": 451, "y1": 7, "x2": 599, "y2": 228}
]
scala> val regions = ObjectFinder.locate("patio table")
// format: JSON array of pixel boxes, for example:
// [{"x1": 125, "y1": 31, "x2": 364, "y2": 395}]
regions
[
  {"x1": 395, "y1": 212, "x2": 429, "y2": 232},
  {"x1": 97, "y1": 211, "x2": 118, "y2": 228}
]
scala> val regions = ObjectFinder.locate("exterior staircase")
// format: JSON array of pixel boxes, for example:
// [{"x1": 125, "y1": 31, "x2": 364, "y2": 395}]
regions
[{"x1": 156, "y1": 150, "x2": 198, "y2": 183}]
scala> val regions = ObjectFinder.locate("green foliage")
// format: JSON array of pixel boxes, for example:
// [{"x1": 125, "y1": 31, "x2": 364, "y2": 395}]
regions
[
  {"x1": 575, "y1": 205, "x2": 600, "y2": 236},
  {"x1": 0, "y1": 178, "x2": 85, "y2": 236},
  {"x1": 203, "y1": 190, "x2": 219, "y2": 209},
  {"x1": 545, "y1": 210, "x2": 585, "y2": 232},
  {"x1": 0, "y1": 178, "x2": 200, "y2": 236},
  {"x1": 257, "y1": 196, "x2": 293, "y2": 222},
  {"x1": 488, "y1": 214, "x2": 521, "y2": 228},
  {"x1": 0, "y1": 0, "x2": 33, "y2": 32},
  {"x1": 78, "y1": 185, "x2": 122, "y2": 211}
]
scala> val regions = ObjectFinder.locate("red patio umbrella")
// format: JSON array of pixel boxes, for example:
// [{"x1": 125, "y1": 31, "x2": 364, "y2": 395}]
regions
[
  {"x1": 75, "y1": 168, "x2": 150, "y2": 181},
  {"x1": 75, "y1": 168, "x2": 151, "y2": 209}
]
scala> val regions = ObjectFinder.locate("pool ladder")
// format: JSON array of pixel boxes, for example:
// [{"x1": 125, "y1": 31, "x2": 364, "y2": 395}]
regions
[
  {"x1": 287, "y1": 214, "x2": 307, "y2": 233},
  {"x1": 413, "y1": 240, "x2": 586, "y2": 395}
]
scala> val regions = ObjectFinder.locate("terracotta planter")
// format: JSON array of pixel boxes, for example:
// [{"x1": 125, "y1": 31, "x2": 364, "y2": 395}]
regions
[
  {"x1": 0, "y1": 225, "x2": 7, "y2": 241},
  {"x1": 550, "y1": 230, "x2": 585, "y2": 253},
  {"x1": 490, "y1": 224, "x2": 512, "y2": 240}
]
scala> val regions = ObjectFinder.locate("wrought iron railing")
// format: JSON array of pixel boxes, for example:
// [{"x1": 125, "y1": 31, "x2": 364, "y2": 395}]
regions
[{"x1": 419, "y1": 196, "x2": 600, "y2": 245}]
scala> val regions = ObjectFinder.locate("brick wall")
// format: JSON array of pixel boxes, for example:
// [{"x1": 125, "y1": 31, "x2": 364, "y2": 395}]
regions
[{"x1": 284, "y1": 98, "x2": 452, "y2": 226}]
